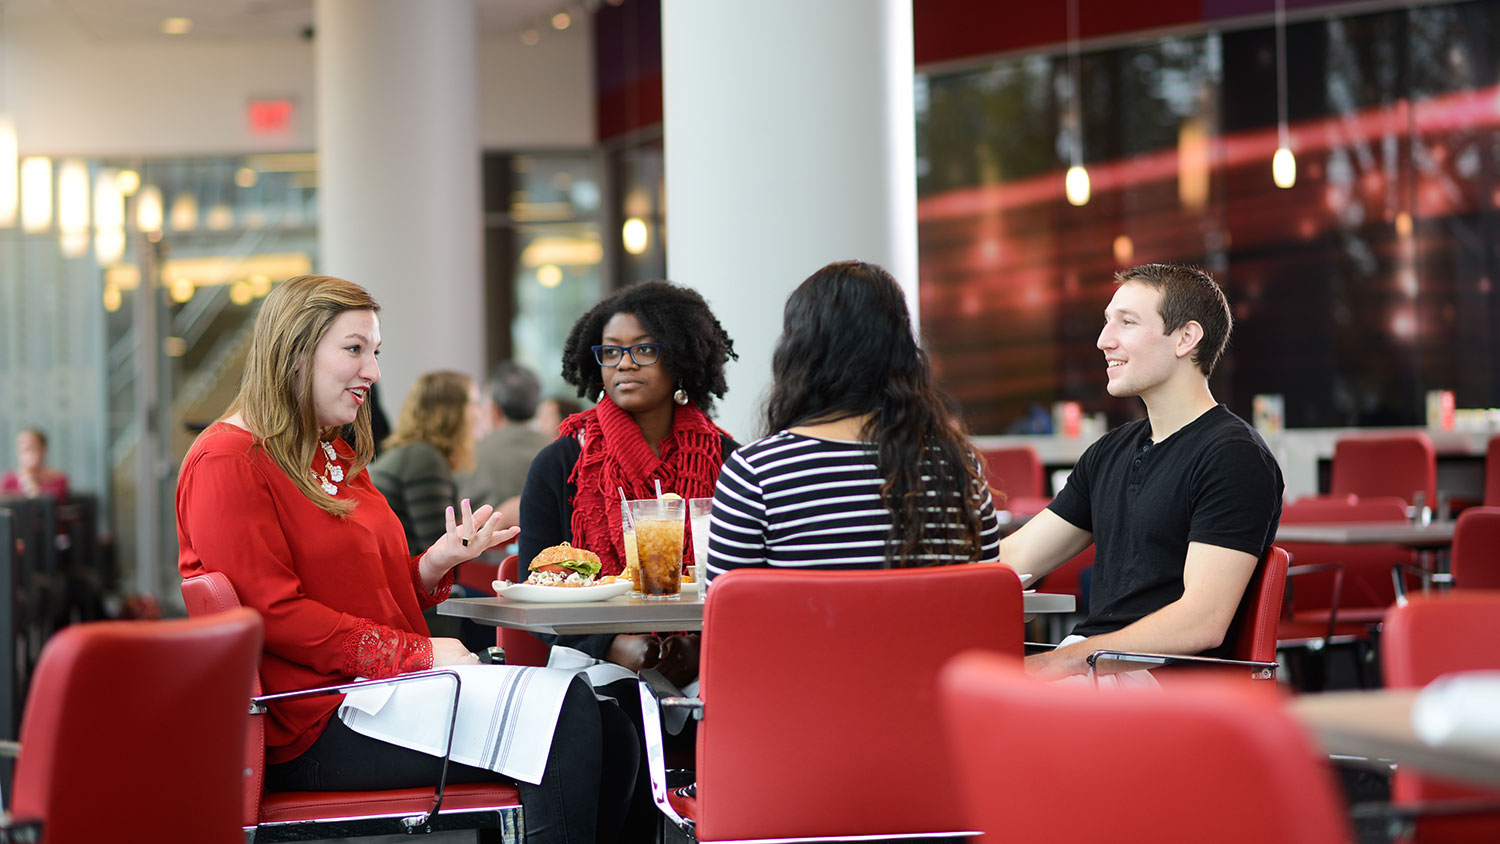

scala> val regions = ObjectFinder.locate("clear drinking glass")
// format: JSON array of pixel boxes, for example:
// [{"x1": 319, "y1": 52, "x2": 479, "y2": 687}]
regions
[
  {"x1": 688, "y1": 497, "x2": 713, "y2": 584},
  {"x1": 622, "y1": 500, "x2": 644, "y2": 595},
  {"x1": 630, "y1": 498, "x2": 686, "y2": 600}
]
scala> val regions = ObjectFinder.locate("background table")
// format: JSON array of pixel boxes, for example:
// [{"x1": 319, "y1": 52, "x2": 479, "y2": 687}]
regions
[
  {"x1": 1275, "y1": 522, "x2": 1455, "y2": 547},
  {"x1": 1290, "y1": 689, "x2": 1500, "y2": 789},
  {"x1": 440, "y1": 589, "x2": 1076, "y2": 635}
]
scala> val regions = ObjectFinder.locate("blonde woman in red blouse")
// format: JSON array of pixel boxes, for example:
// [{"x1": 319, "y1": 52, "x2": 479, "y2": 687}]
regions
[{"x1": 176, "y1": 275, "x2": 636, "y2": 844}]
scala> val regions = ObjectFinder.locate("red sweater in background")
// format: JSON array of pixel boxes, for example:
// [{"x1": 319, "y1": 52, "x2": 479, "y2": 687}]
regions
[{"x1": 176, "y1": 423, "x2": 453, "y2": 763}]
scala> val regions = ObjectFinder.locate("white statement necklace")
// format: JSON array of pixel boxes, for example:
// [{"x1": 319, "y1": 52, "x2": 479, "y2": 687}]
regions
[{"x1": 312, "y1": 440, "x2": 345, "y2": 495}]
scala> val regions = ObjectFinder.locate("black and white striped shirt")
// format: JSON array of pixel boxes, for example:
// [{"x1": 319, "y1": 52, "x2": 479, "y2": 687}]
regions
[{"x1": 705, "y1": 431, "x2": 1002, "y2": 579}]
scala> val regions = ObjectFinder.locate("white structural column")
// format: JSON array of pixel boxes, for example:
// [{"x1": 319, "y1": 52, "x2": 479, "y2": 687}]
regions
[
  {"x1": 315, "y1": 0, "x2": 484, "y2": 408},
  {"x1": 661, "y1": 0, "x2": 917, "y2": 441}
]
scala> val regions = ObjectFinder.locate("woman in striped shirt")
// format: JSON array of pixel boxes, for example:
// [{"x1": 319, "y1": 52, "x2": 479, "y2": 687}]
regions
[{"x1": 706, "y1": 260, "x2": 1002, "y2": 579}]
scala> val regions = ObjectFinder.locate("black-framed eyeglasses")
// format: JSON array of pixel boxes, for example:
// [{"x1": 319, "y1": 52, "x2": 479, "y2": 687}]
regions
[{"x1": 592, "y1": 343, "x2": 662, "y2": 367}]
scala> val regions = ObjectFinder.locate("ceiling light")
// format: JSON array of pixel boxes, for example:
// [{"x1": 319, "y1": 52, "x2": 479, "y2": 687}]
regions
[
  {"x1": 1272, "y1": 0, "x2": 1295, "y2": 189},
  {"x1": 521, "y1": 28, "x2": 540, "y2": 46},
  {"x1": 20, "y1": 156, "x2": 52, "y2": 233},
  {"x1": 162, "y1": 17, "x2": 193, "y2": 36},
  {"x1": 0, "y1": 116, "x2": 16, "y2": 227},
  {"x1": 552, "y1": 12, "x2": 571, "y2": 30},
  {"x1": 1063, "y1": 0, "x2": 1089, "y2": 207},
  {"x1": 622, "y1": 218, "x2": 649, "y2": 255}
]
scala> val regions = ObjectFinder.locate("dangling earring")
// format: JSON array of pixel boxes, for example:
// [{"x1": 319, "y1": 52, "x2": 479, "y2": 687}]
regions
[{"x1": 673, "y1": 381, "x2": 689, "y2": 406}]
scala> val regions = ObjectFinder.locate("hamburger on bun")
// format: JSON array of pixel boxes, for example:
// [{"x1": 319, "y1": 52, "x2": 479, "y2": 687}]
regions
[{"x1": 526, "y1": 542, "x2": 603, "y2": 587}]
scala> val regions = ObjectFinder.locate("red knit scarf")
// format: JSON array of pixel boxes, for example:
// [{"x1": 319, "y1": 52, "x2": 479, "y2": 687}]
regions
[{"x1": 562, "y1": 396, "x2": 728, "y2": 575}]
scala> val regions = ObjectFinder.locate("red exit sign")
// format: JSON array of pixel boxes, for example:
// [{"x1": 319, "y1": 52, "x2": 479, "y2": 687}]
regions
[{"x1": 248, "y1": 98, "x2": 294, "y2": 135}]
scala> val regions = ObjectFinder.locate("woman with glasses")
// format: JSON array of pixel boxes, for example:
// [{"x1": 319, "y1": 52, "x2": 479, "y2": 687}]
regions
[
  {"x1": 706, "y1": 260, "x2": 1002, "y2": 580},
  {"x1": 520, "y1": 280, "x2": 737, "y2": 679}
]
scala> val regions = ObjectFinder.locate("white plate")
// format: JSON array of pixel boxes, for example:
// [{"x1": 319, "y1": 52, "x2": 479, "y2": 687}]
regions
[{"x1": 493, "y1": 580, "x2": 632, "y2": 603}]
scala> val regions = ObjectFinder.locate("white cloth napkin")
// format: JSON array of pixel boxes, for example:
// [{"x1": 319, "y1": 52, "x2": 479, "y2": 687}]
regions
[
  {"x1": 338, "y1": 664, "x2": 576, "y2": 785},
  {"x1": 1412, "y1": 671, "x2": 1500, "y2": 750},
  {"x1": 547, "y1": 645, "x2": 700, "y2": 733}
]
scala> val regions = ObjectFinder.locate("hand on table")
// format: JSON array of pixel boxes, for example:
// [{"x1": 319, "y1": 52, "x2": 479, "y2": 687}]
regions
[
  {"x1": 431, "y1": 637, "x2": 482, "y2": 667},
  {"x1": 655, "y1": 634, "x2": 701, "y2": 688},
  {"x1": 604, "y1": 634, "x2": 661, "y2": 673}
]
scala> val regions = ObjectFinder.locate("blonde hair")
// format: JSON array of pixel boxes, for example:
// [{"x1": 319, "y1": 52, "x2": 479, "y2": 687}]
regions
[
  {"x1": 225, "y1": 274, "x2": 380, "y2": 517},
  {"x1": 383, "y1": 370, "x2": 477, "y2": 472}
]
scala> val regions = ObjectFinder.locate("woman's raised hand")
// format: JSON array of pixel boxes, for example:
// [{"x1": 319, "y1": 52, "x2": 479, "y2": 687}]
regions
[{"x1": 418, "y1": 498, "x2": 521, "y2": 590}]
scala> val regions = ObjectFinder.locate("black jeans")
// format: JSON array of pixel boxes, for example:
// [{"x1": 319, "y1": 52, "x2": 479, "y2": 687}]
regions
[{"x1": 267, "y1": 675, "x2": 638, "y2": 844}]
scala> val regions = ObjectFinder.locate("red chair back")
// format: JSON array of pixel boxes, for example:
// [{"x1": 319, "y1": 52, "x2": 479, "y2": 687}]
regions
[
  {"x1": 1279, "y1": 496, "x2": 1411, "y2": 618},
  {"x1": 1451, "y1": 507, "x2": 1500, "y2": 590},
  {"x1": 1382, "y1": 592, "x2": 1500, "y2": 843},
  {"x1": 939, "y1": 652, "x2": 1349, "y2": 844},
  {"x1": 1223, "y1": 545, "x2": 1290, "y2": 664},
  {"x1": 9, "y1": 610, "x2": 263, "y2": 844},
  {"x1": 1331, "y1": 433, "x2": 1436, "y2": 506},
  {"x1": 496, "y1": 554, "x2": 551, "y2": 666},
  {"x1": 1486, "y1": 436, "x2": 1500, "y2": 506},
  {"x1": 980, "y1": 446, "x2": 1045, "y2": 499},
  {"x1": 695, "y1": 564, "x2": 1024, "y2": 842}
]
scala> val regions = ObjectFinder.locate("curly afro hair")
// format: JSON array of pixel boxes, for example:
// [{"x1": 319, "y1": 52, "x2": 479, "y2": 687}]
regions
[{"x1": 560, "y1": 280, "x2": 737, "y2": 415}]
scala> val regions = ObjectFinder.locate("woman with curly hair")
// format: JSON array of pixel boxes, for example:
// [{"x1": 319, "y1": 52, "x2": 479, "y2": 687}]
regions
[
  {"x1": 520, "y1": 280, "x2": 737, "y2": 676},
  {"x1": 369, "y1": 370, "x2": 483, "y2": 555},
  {"x1": 707, "y1": 260, "x2": 1002, "y2": 579}
]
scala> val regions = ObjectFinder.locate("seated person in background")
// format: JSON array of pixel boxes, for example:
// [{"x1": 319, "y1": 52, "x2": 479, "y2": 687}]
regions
[
  {"x1": 459, "y1": 362, "x2": 553, "y2": 532},
  {"x1": 999, "y1": 263, "x2": 1283, "y2": 682},
  {"x1": 176, "y1": 275, "x2": 636, "y2": 844},
  {"x1": 532, "y1": 396, "x2": 584, "y2": 438},
  {"x1": 2, "y1": 428, "x2": 69, "y2": 500},
  {"x1": 521, "y1": 280, "x2": 738, "y2": 681},
  {"x1": 708, "y1": 260, "x2": 1002, "y2": 577},
  {"x1": 369, "y1": 370, "x2": 482, "y2": 556}
]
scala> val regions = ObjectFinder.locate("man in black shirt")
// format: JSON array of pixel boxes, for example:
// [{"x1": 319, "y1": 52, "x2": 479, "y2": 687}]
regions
[{"x1": 1000, "y1": 264, "x2": 1283, "y2": 681}]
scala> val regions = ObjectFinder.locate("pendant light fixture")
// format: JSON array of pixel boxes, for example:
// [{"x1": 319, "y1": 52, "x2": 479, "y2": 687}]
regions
[
  {"x1": 1272, "y1": 0, "x2": 1296, "y2": 189},
  {"x1": 1064, "y1": 0, "x2": 1090, "y2": 206}
]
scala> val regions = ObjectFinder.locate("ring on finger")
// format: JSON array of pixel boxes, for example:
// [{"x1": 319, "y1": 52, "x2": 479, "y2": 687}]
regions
[{"x1": 461, "y1": 535, "x2": 472, "y2": 547}]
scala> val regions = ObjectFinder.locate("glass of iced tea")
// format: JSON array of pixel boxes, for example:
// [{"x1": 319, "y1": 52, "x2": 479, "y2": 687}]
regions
[
  {"x1": 630, "y1": 498, "x2": 686, "y2": 600},
  {"x1": 622, "y1": 500, "x2": 644, "y2": 595}
]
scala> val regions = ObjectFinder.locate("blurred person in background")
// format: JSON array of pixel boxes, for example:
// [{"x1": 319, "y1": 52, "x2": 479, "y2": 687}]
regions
[
  {"x1": 459, "y1": 363, "x2": 553, "y2": 532},
  {"x1": 532, "y1": 395, "x2": 585, "y2": 438},
  {"x1": 2, "y1": 428, "x2": 69, "y2": 501},
  {"x1": 370, "y1": 370, "x2": 482, "y2": 555}
]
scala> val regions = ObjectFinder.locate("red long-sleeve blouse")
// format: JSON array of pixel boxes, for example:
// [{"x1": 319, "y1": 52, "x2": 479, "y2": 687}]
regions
[{"x1": 176, "y1": 422, "x2": 454, "y2": 764}]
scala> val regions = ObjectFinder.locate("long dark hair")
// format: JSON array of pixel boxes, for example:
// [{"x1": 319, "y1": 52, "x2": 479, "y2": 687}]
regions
[{"x1": 764, "y1": 260, "x2": 988, "y2": 566}]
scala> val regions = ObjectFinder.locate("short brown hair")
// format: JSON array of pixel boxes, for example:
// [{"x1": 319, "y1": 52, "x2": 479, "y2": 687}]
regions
[{"x1": 1115, "y1": 263, "x2": 1232, "y2": 377}]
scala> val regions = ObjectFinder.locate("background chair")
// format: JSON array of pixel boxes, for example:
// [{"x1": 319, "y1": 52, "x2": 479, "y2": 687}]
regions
[
  {"x1": 3, "y1": 609, "x2": 263, "y2": 844},
  {"x1": 181, "y1": 572, "x2": 522, "y2": 842},
  {"x1": 640, "y1": 564, "x2": 1025, "y2": 843},
  {"x1": 1087, "y1": 545, "x2": 1289, "y2": 682},
  {"x1": 1449, "y1": 507, "x2": 1500, "y2": 591},
  {"x1": 1382, "y1": 592, "x2": 1500, "y2": 844},
  {"x1": 495, "y1": 554, "x2": 550, "y2": 666},
  {"x1": 938, "y1": 651, "x2": 1351, "y2": 844},
  {"x1": 1277, "y1": 496, "x2": 1412, "y2": 689},
  {"x1": 980, "y1": 446, "x2": 1051, "y2": 516},
  {"x1": 1331, "y1": 433, "x2": 1436, "y2": 507}
]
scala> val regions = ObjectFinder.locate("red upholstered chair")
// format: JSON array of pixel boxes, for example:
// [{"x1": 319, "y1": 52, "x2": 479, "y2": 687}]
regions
[
  {"x1": 1382, "y1": 592, "x2": 1500, "y2": 843},
  {"x1": 1485, "y1": 436, "x2": 1500, "y2": 506},
  {"x1": 181, "y1": 572, "x2": 522, "y2": 842},
  {"x1": 2, "y1": 610, "x2": 263, "y2": 844},
  {"x1": 1086, "y1": 545, "x2": 1289, "y2": 682},
  {"x1": 1276, "y1": 496, "x2": 1412, "y2": 689},
  {"x1": 1450, "y1": 507, "x2": 1500, "y2": 591},
  {"x1": 494, "y1": 554, "x2": 550, "y2": 666},
  {"x1": 980, "y1": 445, "x2": 1045, "y2": 500},
  {"x1": 1331, "y1": 433, "x2": 1436, "y2": 506},
  {"x1": 639, "y1": 564, "x2": 1025, "y2": 842},
  {"x1": 938, "y1": 651, "x2": 1351, "y2": 844}
]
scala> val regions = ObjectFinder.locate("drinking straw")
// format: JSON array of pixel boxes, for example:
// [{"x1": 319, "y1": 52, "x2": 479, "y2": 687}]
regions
[
  {"x1": 618, "y1": 487, "x2": 633, "y2": 529},
  {"x1": 655, "y1": 479, "x2": 663, "y2": 499}
]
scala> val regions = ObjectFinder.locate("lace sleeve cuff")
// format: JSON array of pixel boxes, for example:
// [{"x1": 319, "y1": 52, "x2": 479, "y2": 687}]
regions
[
  {"x1": 410, "y1": 557, "x2": 455, "y2": 608},
  {"x1": 341, "y1": 618, "x2": 433, "y2": 678}
]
